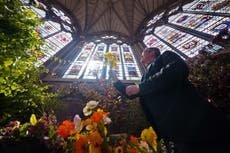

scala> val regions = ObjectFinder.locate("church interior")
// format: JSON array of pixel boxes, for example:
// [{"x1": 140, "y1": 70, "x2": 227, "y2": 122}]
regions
[{"x1": 0, "y1": 0, "x2": 229, "y2": 152}]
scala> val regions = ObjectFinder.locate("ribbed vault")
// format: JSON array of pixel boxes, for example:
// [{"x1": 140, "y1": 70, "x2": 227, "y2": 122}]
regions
[{"x1": 42, "y1": 0, "x2": 189, "y2": 43}]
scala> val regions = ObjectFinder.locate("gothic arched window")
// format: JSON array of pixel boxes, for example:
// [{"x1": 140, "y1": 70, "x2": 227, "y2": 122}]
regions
[
  {"x1": 20, "y1": 0, "x2": 73, "y2": 66},
  {"x1": 63, "y1": 40, "x2": 142, "y2": 81},
  {"x1": 143, "y1": 0, "x2": 228, "y2": 59}
]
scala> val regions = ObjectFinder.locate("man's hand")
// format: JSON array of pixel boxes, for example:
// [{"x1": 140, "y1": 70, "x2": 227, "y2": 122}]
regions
[{"x1": 126, "y1": 85, "x2": 140, "y2": 96}]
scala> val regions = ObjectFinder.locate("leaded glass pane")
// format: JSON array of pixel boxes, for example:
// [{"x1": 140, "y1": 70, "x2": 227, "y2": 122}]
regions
[
  {"x1": 143, "y1": 35, "x2": 172, "y2": 52},
  {"x1": 168, "y1": 13, "x2": 229, "y2": 36},
  {"x1": 121, "y1": 44, "x2": 142, "y2": 80},
  {"x1": 183, "y1": 0, "x2": 230, "y2": 14},
  {"x1": 106, "y1": 44, "x2": 124, "y2": 80},
  {"x1": 155, "y1": 25, "x2": 209, "y2": 57},
  {"x1": 63, "y1": 43, "x2": 96, "y2": 79},
  {"x1": 83, "y1": 43, "x2": 106, "y2": 79},
  {"x1": 36, "y1": 21, "x2": 61, "y2": 38}
]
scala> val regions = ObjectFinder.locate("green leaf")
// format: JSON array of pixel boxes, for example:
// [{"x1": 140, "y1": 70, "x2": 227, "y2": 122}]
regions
[{"x1": 4, "y1": 59, "x2": 13, "y2": 67}]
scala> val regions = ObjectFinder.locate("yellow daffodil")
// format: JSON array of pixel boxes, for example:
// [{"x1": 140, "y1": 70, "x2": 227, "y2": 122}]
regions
[
  {"x1": 141, "y1": 126, "x2": 158, "y2": 151},
  {"x1": 104, "y1": 52, "x2": 112, "y2": 58},
  {"x1": 30, "y1": 114, "x2": 37, "y2": 126},
  {"x1": 104, "y1": 52, "x2": 118, "y2": 69}
]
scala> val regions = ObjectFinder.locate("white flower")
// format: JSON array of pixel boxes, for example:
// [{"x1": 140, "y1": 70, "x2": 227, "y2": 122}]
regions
[
  {"x1": 73, "y1": 114, "x2": 81, "y2": 131},
  {"x1": 83, "y1": 106, "x2": 92, "y2": 116},
  {"x1": 86, "y1": 100, "x2": 99, "y2": 109},
  {"x1": 15, "y1": 121, "x2": 20, "y2": 128},
  {"x1": 140, "y1": 140, "x2": 150, "y2": 152},
  {"x1": 103, "y1": 115, "x2": 112, "y2": 124}
]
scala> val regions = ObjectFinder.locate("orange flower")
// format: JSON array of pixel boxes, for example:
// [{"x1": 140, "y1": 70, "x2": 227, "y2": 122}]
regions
[
  {"x1": 57, "y1": 120, "x2": 75, "y2": 138},
  {"x1": 90, "y1": 111, "x2": 107, "y2": 123},
  {"x1": 130, "y1": 135, "x2": 139, "y2": 145},
  {"x1": 89, "y1": 130, "x2": 103, "y2": 146},
  {"x1": 76, "y1": 136, "x2": 88, "y2": 153}
]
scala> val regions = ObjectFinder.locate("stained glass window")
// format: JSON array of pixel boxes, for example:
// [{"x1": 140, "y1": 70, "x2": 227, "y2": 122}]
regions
[
  {"x1": 183, "y1": 0, "x2": 230, "y2": 14},
  {"x1": 30, "y1": 6, "x2": 46, "y2": 18},
  {"x1": 63, "y1": 42, "x2": 96, "y2": 79},
  {"x1": 82, "y1": 43, "x2": 106, "y2": 79},
  {"x1": 154, "y1": 25, "x2": 209, "y2": 57},
  {"x1": 143, "y1": 35, "x2": 184, "y2": 59},
  {"x1": 36, "y1": 21, "x2": 61, "y2": 38},
  {"x1": 143, "y1": 1, "x2": 229, "y2": 59},
  {"x1": 63, "y1": 42, "x2": 141, "y2": 81},
  {"x1": 168, "y1": 13, "x2": 229, "y2": 36},
  {"x1": 36, "y1": 31, "x2": 73, "y2": 65},
  {"x1": 120, "y1": 44, "x2": 142, "y2": 80},
  {"x1": 143, "y1": 35, "x2": 172, "y2": 52},
  {"x1": 203, "y1": 18, "x2": 230, "y2": 36},
  {"x1": 20, "y1": 1, "x2": 74, "y2": 66},
  {"x1": 105, "y1": 44, "x2": 123, "y2": 80}
]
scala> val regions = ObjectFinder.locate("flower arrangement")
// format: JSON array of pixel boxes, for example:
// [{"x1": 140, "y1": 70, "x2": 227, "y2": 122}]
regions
[
  {"x1": 104, "y1": 52, "x2": 119, "y2": 80},
  {"x1": 0, "y1": 100, "x2": 162, "y2": 153},
  {"x1": 104, "y1": 52, "x2": 118, "y2": 69},
  {"x1": 0, "y1": 112, "x2": 64, "y2": 153}
]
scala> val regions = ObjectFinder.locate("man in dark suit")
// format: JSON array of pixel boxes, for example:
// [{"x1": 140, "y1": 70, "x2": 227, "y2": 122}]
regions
[{"x1": 113, "y1": 47, "x2": 230, "y2": 153}]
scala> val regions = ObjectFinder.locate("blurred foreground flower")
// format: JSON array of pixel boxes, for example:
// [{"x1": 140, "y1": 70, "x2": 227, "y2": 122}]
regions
[
  {"x1": 83, "y1": 100, "x2": 99, "y2": 116},
  {"x1": 0, "y1": 101, "x2": 163, "y2": 153},
  {"x1": 30, "y1": 114, "x2": 37, "y2": 126},
  {"x1": 57, "y1": 120, "x2": 75, "y2": 138},
  {"x1": 141, "y1": 126, "x2": 158, "y2": 151}
]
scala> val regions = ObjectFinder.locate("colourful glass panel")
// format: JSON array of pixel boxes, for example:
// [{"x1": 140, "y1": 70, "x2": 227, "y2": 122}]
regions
[
  {"x1": 30, "y1": 6, "x2": 46, "y2": 18},
  {"x1": 177, "y1": 37, "x2": 209, "y2": 57},
  {"x1": 120, "y1": 44, "x2": 142, "y2": 80},
  {"x1": 83, "y1": 43, "x2": 106, "y2": 79},
  {"x1": 183, "y1": 0, "x2": 230, "y2": 14},
  {"x1": 37, "y1": 21, "x2": 61, "y2": 38},
  {"x1": 168, "y1": 13, "x2": 227, "y2": 36},
  {"x1": 143, "y1": 35, "x2": 172, "y2": 52},
  {"x1": 155, "y1": 25, "x2": 209, "y2": 57},
  {"x1": 203, "y1": 17, "x2": 230, "y2": 35},
  {"x1": 63, "y1": 43, "x2": 96, "y2": 79},
  {"x1": 106, "y1": 44, "x2": 124, "y2": 80}
]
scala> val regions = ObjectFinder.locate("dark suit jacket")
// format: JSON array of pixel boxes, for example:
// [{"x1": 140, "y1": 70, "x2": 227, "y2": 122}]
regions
[{"x1": 114, "y1": 51, "x2": 230, "y2": 143}]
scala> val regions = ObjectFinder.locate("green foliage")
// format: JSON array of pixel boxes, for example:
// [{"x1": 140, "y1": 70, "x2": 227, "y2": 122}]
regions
[
  {"x1": 0, "y1": 0, "x2": 43, "y2": 96},
  {"x1": 0, "y1": 0, "x2": 58, "y2": 125},
  {"x1": 188, "y1": 50, "x2": 230, "y2": 114}
]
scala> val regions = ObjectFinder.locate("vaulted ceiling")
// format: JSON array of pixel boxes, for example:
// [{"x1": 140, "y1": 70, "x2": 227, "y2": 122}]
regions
[{"x1": 43, "y1": 0, "x2": 189, "y2": 43}]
